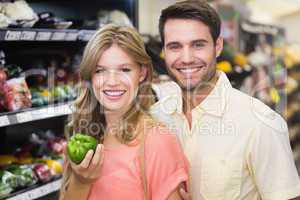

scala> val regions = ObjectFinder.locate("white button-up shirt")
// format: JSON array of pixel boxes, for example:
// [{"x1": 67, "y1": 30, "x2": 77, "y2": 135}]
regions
[{"x1": 150, "y1": 71, "x2": 300, "y2": 200}]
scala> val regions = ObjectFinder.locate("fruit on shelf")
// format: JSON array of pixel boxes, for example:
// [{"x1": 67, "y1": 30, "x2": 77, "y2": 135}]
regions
[
  {"x1": 0, "y1": 155, "x2": 18, "y2": 166},
  {"x1": 33, "y1": 163, "x2": 52, "y2": 183},
  {"x1": 217, "y1": 61, "x2": 232, "y2": 73}
]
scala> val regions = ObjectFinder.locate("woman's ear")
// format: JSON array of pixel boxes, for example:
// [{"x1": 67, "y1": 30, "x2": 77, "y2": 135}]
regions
[{"x1": 139, "y1": 66, "x2": 148, "y2": 83}]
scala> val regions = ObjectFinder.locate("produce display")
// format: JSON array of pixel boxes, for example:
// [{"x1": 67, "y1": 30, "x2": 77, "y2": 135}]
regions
[
  {"x1": 0, "y1": 51, "x2": 78, "y2": 113},
  {"x1": 0, "y1": 131, "x2": 66, "y2": 198}
]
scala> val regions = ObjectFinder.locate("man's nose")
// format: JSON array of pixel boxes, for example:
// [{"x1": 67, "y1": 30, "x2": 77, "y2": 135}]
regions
[{"x1": 181, "y1": 47, "x2": 193, "y2": 64}]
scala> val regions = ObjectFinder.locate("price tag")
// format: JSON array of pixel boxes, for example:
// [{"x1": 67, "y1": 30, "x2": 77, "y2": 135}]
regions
[
  {"x1": 51, "y1": 32, "x2": 66, "y2": 41},
  {"x1": 16, "y1": 112, "x2": 33, "y2": 123},
  {"x1": 65, "y1": 32, "x2": 78, "y2": 41},
  {"x1": 6, "y1": 179, "x2": 62, "y2": 200},
  {"x1": 5, "y1": 31, "x2": 21, "y2": 41},
  {"x1": 20, "y1": 31, "x2": 36, "y2": 41},
  {"x1": 82, "y1": 33, "x2": 93, "y2": 41},
  {"x1": 36, "y1": 32, "x2": 52, "y2": 41},
  {"x1": 52, "y1": 179, "x2": 62, "y2": 189},
  {"x1": 54, "y1": 104, "x2": 70, "y2": 115},
  {"x1": 0, "y1": 116, "x2": 10, "y2": 127},
  {"x1": 31, "y1": 108, "x2": 50, "y2": 119}
]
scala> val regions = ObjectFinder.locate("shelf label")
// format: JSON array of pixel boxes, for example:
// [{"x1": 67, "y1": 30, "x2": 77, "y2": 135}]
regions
[
  {"x1": 20, "y1": 31, "x2": 36, "y2": 41},
  {"x1": 65, "y1": 32, "x2": 78, "y2": 41},
  {"x1": 54, "y1": 104, "x2": 72, "y2": 115},
  {"x1": 16, "y1": 112, "x2": 33, "y2": 123},
  {"x1": 36, "y1": 32, "x2": 52, "y2": 41},
  {"x1": 6, "y1": 179, "x2": 62, "y2": 200},
  {"x1": 5, "y1": 31, "x2": 21, "y2": 41},
  {"x1": 0, "y1": 116, "x2": 10, "y2": 127},
  {"x1": 82, "y1": 33, "x2": 93, "y2": 41},
  {"x1": 31, "y1": 107, "x2": 52, "y2": 120},
  {"x1": 51, "y1": 32, "x2": 66, "y2": 41}
]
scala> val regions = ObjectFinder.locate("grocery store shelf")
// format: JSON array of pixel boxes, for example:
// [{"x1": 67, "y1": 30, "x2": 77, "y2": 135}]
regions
[
  {"x1": 0, "y1": 28, "x2": 96, "y2": 42},
  {"x1": 5, "y1": 178, "x2": 62, "y2": 200},
  {"x1": 0, "y1": 103, "x2": 72, "y2": 128}
]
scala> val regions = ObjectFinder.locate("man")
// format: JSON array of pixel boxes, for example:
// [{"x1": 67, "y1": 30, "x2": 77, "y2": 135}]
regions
[{"x1": 150, "y1": 0, "x2": 300, "y2": 199}]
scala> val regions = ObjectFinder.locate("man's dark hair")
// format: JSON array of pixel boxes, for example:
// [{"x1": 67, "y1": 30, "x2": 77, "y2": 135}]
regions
[{"x1": 159, "y1": 0, "x2": 221, "y2": 45}]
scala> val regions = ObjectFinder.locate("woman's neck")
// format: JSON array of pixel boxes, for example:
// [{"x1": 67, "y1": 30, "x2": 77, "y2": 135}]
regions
[{"x1": 105, "y1": 111, "x2": 123, "y2": 136}]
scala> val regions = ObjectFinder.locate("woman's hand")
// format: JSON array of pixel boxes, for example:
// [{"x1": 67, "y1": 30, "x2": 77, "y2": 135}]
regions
[{"x1": 69, "y1": 144, "x2": 105, "y2": 184}]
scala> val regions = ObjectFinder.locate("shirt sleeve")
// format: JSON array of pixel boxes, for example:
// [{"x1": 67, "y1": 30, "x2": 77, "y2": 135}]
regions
[
  {"x1": 249, "y1": 115, "x2": 300, "y2": 200},
  {"x1": 144, "y1": 126, "x2": 189, "y2": 200}
]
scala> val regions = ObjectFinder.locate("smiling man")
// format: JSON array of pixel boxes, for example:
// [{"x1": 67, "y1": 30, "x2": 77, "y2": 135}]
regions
[{"x1": 150, "y1": 0, "x2": 300, "y2": 199}]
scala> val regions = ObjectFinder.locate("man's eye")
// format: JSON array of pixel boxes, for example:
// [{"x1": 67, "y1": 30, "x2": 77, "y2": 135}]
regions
[
  {"x1": 167, "y1": 44, "x2": 181, "y2": 50},
  {"x1": 193, "y1": 42, "x2": 205, "y2": 49}
]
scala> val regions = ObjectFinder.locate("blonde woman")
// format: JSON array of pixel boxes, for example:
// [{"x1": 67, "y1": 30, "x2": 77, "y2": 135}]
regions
[{"x1": 59, "y1": 24, "x2": 189, "y2": 200}]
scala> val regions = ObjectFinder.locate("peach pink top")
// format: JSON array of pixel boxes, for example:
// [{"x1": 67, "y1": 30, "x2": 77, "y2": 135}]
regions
[{"x1": 88, "y1": 126, "x2": 189, "y2": 200}]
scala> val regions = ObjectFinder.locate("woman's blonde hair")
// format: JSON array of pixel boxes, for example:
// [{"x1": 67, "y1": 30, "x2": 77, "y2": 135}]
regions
[
  {"x1": 60, "y1": 24, "x2": 155, "y2": 198},
  {"x1": 69, "y1": 23, "x2": 154, "y2": 142}
]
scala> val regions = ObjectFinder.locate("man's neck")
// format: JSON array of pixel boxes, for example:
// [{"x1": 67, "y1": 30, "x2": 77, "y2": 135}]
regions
[{"x1": 182, "y1": 73, "x2": 219, "y2": 117}]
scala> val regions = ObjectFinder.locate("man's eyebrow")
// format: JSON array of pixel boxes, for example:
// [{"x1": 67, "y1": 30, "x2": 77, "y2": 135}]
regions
[
  {"x1": 165, "y1": 39, "x2": 209, "y2": 47},
  {"x1": 191, "y1": 39, "x2": 208, "y2": 44},
  {"x1": 165, "y1": 41, "x2": 181, "y2": 48}
]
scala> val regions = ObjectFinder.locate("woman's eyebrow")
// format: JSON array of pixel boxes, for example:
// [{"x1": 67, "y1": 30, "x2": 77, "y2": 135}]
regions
[{"x1": 95, "y1": 63, "x2": 135, "y2": 69}]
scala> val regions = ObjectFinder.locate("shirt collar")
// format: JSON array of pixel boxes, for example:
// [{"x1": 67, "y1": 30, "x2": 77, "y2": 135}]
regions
[
  {"x1": 193, "y1": 71, "x2": 232, "y2": 117},
  {"x1": 151, "y1": 81, "x2": 183, "y2": 115},
  {"x1": 151, "y1": 71, "x2": 232, "y2": 116}
]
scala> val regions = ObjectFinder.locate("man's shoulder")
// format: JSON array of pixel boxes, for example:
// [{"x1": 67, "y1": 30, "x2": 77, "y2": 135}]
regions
[
  {"x1": 228, "y1": 88, "x2": 287, "y2": 134},
  {"x1": 150, "y1": 81, "x2": 182, "y2": 116}
]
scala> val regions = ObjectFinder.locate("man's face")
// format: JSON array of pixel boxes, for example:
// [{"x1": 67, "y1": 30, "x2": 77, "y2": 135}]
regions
[{"x1": 163, "y1": 19, "x2": 223, "y2": 91}]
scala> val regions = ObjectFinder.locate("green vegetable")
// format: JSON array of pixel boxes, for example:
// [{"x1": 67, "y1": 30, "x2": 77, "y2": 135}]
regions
[
  {"x1": 7, "y1": 165, "x2": 37, "y2": 187},
  {"x1": 0, "y1": 182, "x2": 13, "y2": 199},
  {"x1": 67, "y1": 133, "x2": 98, "y2": 164},
  {"x1": 1, "y1": 171, "x2": 18, "y2": 189}
]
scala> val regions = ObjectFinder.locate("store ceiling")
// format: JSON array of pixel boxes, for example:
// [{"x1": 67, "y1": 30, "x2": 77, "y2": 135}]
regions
[
  {"x1": 227, "y1": 0, "x2": 300, "y2": 24},
  {"x1": 246, "y1": 0, "x2": 300, "y2": 23}
]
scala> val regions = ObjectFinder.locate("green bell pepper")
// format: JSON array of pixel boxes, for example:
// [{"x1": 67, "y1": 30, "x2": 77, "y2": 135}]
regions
[{"x1": 67, "y1": 133, "x2": 98, "y2": 164}]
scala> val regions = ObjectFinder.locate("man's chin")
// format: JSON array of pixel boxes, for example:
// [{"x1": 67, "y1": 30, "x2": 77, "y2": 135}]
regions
[{"x1": 178, "y1": 82, "x2": 198, "y2": 92}]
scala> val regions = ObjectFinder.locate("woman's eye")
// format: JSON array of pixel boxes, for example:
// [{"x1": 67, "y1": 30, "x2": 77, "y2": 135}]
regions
[
  {"x1": 121, "y1": 68, "x2": 131, "y2": 72},
  {"x1": 95, "y1": 68, "x2": 105, "y2": 73}
]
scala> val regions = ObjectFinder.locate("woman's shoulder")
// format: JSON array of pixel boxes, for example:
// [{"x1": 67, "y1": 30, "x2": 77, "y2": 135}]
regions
[
  {"x1": 142, "y1": 114, "x2": 176, "y2": 138},
  {"x1": 141, "y1": 116, "x2": 179, "y2": 150}
]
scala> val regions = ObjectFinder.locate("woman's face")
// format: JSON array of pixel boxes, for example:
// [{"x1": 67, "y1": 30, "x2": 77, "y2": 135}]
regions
[{"x1": 92, "y1": 44, "x2": 147, "y2": 115}]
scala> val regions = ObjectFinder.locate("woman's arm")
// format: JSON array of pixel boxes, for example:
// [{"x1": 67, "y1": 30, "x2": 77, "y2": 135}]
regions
[
  {"x1": 167, "y1": 187, "x2": 183, "y2": 200},
  {"x1": 59, "y1": 173, "x2": 92, "y2": 200}
]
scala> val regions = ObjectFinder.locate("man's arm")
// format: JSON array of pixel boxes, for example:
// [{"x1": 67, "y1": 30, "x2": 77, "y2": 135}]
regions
[{"x1": 248, "y1": 108, "x2": 300, "y2": 200}]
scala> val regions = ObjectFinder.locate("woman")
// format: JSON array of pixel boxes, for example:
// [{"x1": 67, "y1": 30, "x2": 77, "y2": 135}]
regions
[{"x1": 60, "y1": 24, "x2": 189, "y2": 200}]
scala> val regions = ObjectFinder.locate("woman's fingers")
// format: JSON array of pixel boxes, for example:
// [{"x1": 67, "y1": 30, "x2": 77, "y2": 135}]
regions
[
  {"x1": 99, "y1": 145, "x2": 105, "y2": 165},
  {"x1": 80, "y1": 149, "x2": 94, "y2": 169},
  {"x1": 67, "y1": 145, "x2": 104, "y2": 183},
  {"x1": 91, "y1": 144, "x2": 102, "y2": 167}
]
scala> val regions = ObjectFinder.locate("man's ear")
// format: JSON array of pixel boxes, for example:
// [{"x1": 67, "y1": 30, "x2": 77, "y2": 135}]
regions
[
  {"x1": 160, "y1": 49, "x2": 165, "y2": 59},
  {"x1": 139, "y1": 66, "x2": 148, "y2": 83},
  {"x1": 215, "y1": 37, "x2": 223, "y2": 58}
]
